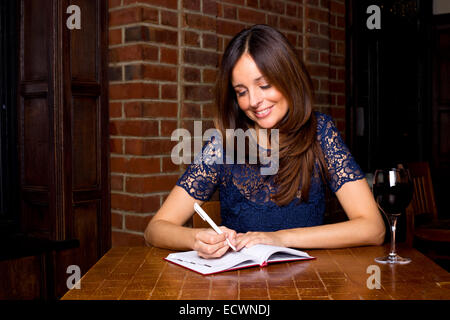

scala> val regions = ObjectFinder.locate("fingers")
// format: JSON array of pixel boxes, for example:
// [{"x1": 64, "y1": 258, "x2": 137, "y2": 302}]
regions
[
  {"x1": 235, "y1": 232, "x2": 276, "y2": 250},
  {"x1": 219, "y1": 226, "x2": 237, "y2": 247},
  {"x1": 236, "y1": 233, "x2": 254, "y2": 251},
  {"x1": 194, "y1": 229, "x2": 229, "y2": 259}
]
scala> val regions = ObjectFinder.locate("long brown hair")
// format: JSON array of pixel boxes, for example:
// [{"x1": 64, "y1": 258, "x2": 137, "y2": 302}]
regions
[{"x1": 215, "y1": 24, "x2": 328, "y2": 206}]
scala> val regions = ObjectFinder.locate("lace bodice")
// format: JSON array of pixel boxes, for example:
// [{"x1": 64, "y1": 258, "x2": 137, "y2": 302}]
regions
[{"x1": 176, "y1": 112, "x2": 365, "y2": 233}]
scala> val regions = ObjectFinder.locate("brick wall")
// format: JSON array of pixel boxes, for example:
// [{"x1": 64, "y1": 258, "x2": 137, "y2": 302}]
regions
[{"x1": 108, "y1": 0, "x2": 346, "y2": 246}]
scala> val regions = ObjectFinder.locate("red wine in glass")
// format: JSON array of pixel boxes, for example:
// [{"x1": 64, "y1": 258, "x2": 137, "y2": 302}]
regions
[{"x1": 372, "y1": 167, "x2": 413, "y2": 264}]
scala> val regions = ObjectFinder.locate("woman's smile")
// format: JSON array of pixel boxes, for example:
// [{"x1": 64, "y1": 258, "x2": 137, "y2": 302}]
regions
[{"x1": 254, "y1": 105, "x2": 274, "y2": 118}]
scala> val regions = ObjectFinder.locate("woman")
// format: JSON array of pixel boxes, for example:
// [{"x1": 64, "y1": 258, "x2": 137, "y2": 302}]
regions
[{"x1": 144, "y1": 24, "x2": 385, "y2": 258}]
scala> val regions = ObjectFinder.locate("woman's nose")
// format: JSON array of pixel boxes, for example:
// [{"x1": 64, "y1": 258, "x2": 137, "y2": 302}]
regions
[{"x1": 248, "y1": 88, "x2": 263, "y2": 108}]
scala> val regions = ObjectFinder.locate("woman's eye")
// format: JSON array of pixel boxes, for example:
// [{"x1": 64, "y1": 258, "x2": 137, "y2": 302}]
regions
[
  {"x1": 260, "y1": 84, "x2": 271, "y2": 90},
  {"x1": 236, "y1": 90, "x2": 247, "y2": 97}
]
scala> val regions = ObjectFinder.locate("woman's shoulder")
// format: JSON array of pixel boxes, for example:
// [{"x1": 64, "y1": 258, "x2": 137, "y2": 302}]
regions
[
  {"x1": 196, "y1": 134, "x2": 224, "y2": 165},
  {"x1": 314, "y1": 111, "x2": 335, "y2": 134}
]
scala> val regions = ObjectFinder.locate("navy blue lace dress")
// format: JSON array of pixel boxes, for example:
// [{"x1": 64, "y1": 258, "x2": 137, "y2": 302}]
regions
[{"x1": 176, "y1": 112, "x2": 365, "y2": 233}]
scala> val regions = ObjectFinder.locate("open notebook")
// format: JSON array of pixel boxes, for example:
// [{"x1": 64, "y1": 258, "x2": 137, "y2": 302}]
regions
[{"x1": 164, "y1": 244, "x2": 315, "y2": 275}]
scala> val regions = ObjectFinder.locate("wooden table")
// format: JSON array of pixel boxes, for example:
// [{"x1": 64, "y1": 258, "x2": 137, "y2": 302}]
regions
[{"x1": 61, "y1": 244, "x2": 450, "y2": 300}]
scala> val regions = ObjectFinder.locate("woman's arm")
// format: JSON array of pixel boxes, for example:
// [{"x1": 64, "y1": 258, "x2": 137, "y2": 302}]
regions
[
  {"x1": 235, "y1": 178, "x2": 386, "y2": 250},
  {"x1": 144, "y1": 185, "x2": 237, "y2": 257}
]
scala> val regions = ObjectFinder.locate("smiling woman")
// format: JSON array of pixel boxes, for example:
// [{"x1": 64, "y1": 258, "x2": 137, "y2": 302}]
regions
[
  {"x1": 144, "y1": 24, "x2": 385, "y2": 259},
  {"x1": 215, "y1": 25, "x2": 326, "y2": 206}
]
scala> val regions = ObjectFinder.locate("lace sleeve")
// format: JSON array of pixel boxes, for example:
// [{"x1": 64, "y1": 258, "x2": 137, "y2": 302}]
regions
[
  {"x1": 316, "y1": 112, "x2": 365, "y2": 192},
  {"x1": 176, "y1": 137, "x2": 223, "y2": 201}
]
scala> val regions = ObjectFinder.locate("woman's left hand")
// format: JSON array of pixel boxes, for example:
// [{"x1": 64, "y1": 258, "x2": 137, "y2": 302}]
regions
[{"x1": 235, "y1": 231, "x2": 283, "y2": 251}]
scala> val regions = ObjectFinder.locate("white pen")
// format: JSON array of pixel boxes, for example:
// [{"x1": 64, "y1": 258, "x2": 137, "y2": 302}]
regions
[{"x1": 194, "y1": 203, "x2": 237, "y2": 251}]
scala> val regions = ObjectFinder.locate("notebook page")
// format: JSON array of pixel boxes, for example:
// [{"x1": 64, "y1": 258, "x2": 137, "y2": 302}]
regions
[
  {"x1": 166, "y1": 249, "x2": 256, "y2": 274},
  {"x1": 245, "y1": 244, "x2": 313, "y2": 264}
]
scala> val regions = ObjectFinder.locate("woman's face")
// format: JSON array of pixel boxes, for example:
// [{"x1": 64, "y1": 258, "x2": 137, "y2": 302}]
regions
[{"x1": 231, "y1": 53, "x2": 289, "y2": 130}]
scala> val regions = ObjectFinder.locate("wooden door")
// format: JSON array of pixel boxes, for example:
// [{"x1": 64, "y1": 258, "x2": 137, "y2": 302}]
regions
[
  {"x1": 431, "y1": 14, "x2": 450, "y2": 219},
  {"x1": 17, "y1": 0, "x2": 110, "y2": 295}
]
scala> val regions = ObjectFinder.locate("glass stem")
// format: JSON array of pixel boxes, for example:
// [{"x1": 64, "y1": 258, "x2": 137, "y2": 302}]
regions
[{"x1": 389, "y1": 215, "x2": 398, "y2": 257}]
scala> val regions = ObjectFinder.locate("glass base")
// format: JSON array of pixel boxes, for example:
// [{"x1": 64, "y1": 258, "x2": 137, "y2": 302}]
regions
[{"x1": 375, "y1": 254, "x2": 411, "y2": 265}]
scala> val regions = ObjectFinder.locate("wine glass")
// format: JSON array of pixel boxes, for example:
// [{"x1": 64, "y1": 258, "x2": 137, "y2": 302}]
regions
[{"x1": 372, "y1": 166, "x2": 413, "y2": 264}]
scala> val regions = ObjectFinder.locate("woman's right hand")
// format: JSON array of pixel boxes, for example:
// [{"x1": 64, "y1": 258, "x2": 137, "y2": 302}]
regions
[{"x1": 193, "y1": 226, "x2": 237, "y2": 259}]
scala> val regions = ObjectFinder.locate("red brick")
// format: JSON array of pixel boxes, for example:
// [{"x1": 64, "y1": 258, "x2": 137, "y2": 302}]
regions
[
  {"x1": 305, "y1": 49, "x2": 319, "y2": 63},
  {"x1": 267, "y1": 15, "x2": 278, "y2": 28},
  {"x1": 184, "y1": 31, "x2": 200, "y2": 47},
  {"x1": 336, "y1": 16, "x2": 345, "y2": 28},
  {"x1": 330, "y1": 55, "x2": 344, "y2": 66},
  {"x1": 150, "y1": 27, "x2": 178, "y2": 46},
  {"x1": 306, "y1": 36, "x2": 330, "y2": 51},
  {"x1": 202, "y1": 69, "x2": 217, "y2": 83},
  {"x1": 109, "y1": 83, "x2": 159, "y2": 100},
  {"x1": 111, "y1": 193, "x2": 161, "y2": 212},
  {"x1": 125, "y1": 215, "x2": 153, "y2": 232},
  {"x1": 112, "y1": 231, "x2": 146, "y2": 247},
  {"x1": 330, "y1": 0, "x2": 345, "y2": 16},
  {"x1": 184, "y1": 13, "x2": 216, "y2": 31},
  {"x1": 110, "y1": 138, "x2": 123, "y2": 154},
  {"x1": 247, "y1": 0, "x2": 259, "y2": 9},
  {"x1": 110, "y1": 119, "x2": 159, "y2": 137},
  {"x1": 161, "y1": 84, "x2": 178, "y2": 99},
  {"x1": 160, "y1": 120, "x2": 178, "y2": 137},
  {"x1": 111, "y1": 212, "x2": 123, "y2": 229},
  {"x1": 307, "y1": 64, "x2": 329, "y2": 78},
  {"x1": 183, "y1": 0, "x2": 200, "y2": 11},
  {"x1": 279, "y1": 16, "x2": 302, "y2": 32},
  {"x1": 184, "y1": 85, "x2": 214, "y2": 101},
  {"x1": 162, "y1": 156, "x2": 180, "y2": 173},
  {"x1": 125, "y1": 25, "x2": 150, "y2": 42},
  {"x1": 222, "y1": 5, "x2": 237, "y2": 19},
  {"x1": 125, "y1": 139, "x2": 177, "y2": 156},
  {"x1": 329, "y1": 106, "x2": 345, "y2": 119},
  {"x1": 222, "y1": 0, "x2": 245, "y2": 5},
  {"x1": 330, "y1": 27, "x2": 345, "y2": 41},
  {"x1": 320, "y1": 52, "x2": 330, "y2": 64},
  {"x1": 202, "y1": 34, "x2": 218, "y2": 50},
  {"x1": 183, "y1": 67, "x2": 201, "y2": 82},
  {"x1": 110, "y1": 102, "x2": 122, "y2": 118},
  {"x1": 320, "y1": 24, "x2": 329, "y2": 37},
  {"x1": 161, "y1": 10, "x2": 178, "y2": 27},
  {"x1": 315, "y1": 92, "x2": 332, "y2": 105},
  {"x1": 125, "y1": 64, "x2": 177, "y2": 82},
  {"x1": 329, "y1": 80, "x2": 344, "y2": 94},
  {"x1": 109, "y1": 7, "x2": 158, "y2": 26},
  {"x1": 203, "y1": 0, "x2": 218, "y2": 15},
  {"x1": 111, "y1": 175, "x2": 124, "y2": 191},
  {"x1": 109, "y1": 29, "x2": 122, "y2": 46},
  {"x1": 109, "y1": 66, "x2": 122, "y2": 81},
  {"x1": 260, "y1": 0, "x2": 285, "y2": 14},
  {"x1": 123, "y1": 0, "x2": 178, "y2": 10},
  {"x1": 336, "y1": 94, "x2": 345, "y2": 106},
  {"x1": 160, "y1": 47, "x2": 178, "y2": 64},
  {"x1": 306, "y1": 21, "x2": 319, "y2": 34},
  {"x1": 125, "y1": 175, "x2": 180, "y2": 193},
  {"x1": 238, "y1": 8, "x2": 266, "y2": 24},
  {"x1": 216, "y1": 20, "x2": 246, "y2": 37},
  {"x1": 202, "y1": 103, "x2": 215, "y2": 118},
  {"x1": 109, "y1": 0, "x2": 122, "y2": 9},
  {"x1": 319, "y1": 79, "x2": 329, "y2": 91},
  {"x1": 305, "y1": 7, "x2": 329, "y2": 23},
  {"x1": 109, "y1": 44, "x2": 158, "y2": 62},
  {"x1": 111, "y1": 156, "x2": 160, "y2": 174},
  {"x1": 181, "y1": 103, "x2": 201, "y2": 118},
  {"x1": 184, "y1": 49, "x2": 218, "y2": 66},
  {"x1": 286, "y1": 3, "x2": 298, "y2": 17},
  {"x1": 125, "y1": 101, "x2": 178, "y2": 118}
]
